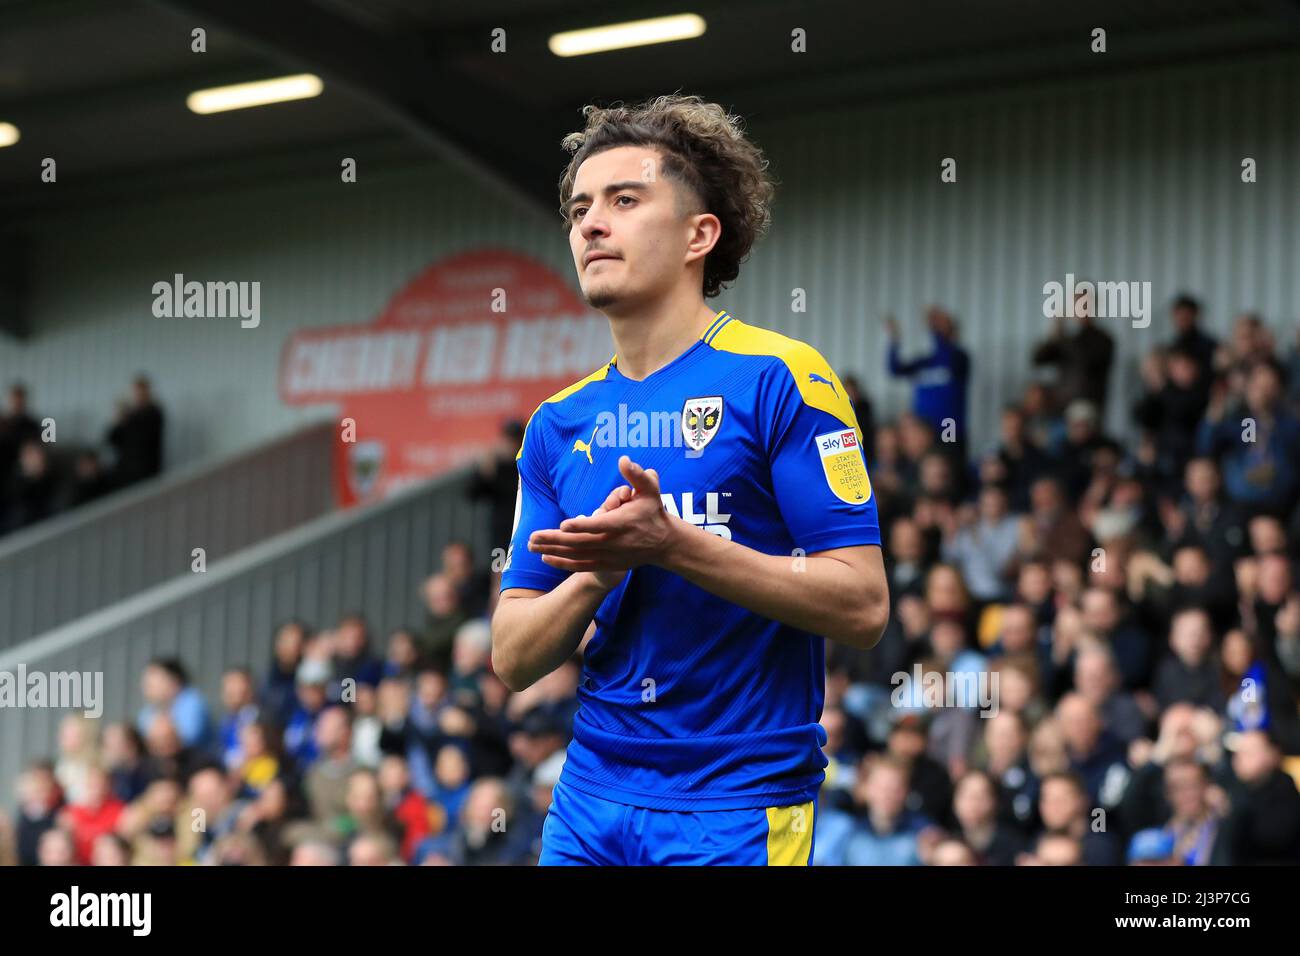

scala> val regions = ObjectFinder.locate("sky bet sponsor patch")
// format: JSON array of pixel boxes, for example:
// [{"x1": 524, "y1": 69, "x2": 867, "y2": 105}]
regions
[{"x1": 814, "y1": 428, "x2": 872, "y2": 504}]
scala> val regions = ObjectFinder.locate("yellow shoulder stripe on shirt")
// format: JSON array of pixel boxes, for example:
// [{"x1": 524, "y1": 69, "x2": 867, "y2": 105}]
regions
[
  {"x1": 516, "y1": 359, "x2": 614, "y2": 460},
  {"x1": 707, "y1": 317, "x2": 863, "y2": 446}
]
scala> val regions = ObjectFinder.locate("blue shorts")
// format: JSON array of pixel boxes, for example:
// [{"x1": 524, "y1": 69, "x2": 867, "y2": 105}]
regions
[{"x1": 539, "y1": 779, "x2": 816, "y2": 866}]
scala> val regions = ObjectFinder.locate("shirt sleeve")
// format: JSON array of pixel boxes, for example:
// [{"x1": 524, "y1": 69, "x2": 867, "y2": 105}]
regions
[
  {"x1": 500, "y1": 407, "x2": 569, "y2": 593},
  {"x1": 765, "y1": 358, "x2": 882, "y2": 554}
]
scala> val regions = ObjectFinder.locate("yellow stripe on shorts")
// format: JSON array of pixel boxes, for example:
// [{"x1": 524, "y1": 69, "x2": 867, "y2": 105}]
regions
[{"x1": 765, "y1": 801, "x2": 814, "y2": 866}]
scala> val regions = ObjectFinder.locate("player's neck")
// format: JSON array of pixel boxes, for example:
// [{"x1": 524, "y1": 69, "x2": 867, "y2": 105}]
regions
[{"x1": 606, "y1": 295, "x2": 720, "y2": 382}]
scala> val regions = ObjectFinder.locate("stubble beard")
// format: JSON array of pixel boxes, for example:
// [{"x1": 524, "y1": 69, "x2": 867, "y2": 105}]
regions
[{"x1": 584, "y1": 281, "x2": 620, "y2": 311}]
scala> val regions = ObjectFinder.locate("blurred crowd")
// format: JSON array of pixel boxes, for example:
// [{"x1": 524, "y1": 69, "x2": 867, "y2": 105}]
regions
[
  {"x1": 3, "y1": 292, "x2": 1300, "y2": 866},
  {"x1": 823, "y1": 292, "x2": 1300, "y2": 865},
  {"x1": 0, "y1": 375, "x2": 165, "y2": 536},
  {"x1": 0, "y1": 539, "x2": 568, "y2": 866}
]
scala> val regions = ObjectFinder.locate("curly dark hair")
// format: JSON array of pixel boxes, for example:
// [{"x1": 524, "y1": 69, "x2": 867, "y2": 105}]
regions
[{"x1": 557, "y1": 93, "x2": 776, "y2": 298}]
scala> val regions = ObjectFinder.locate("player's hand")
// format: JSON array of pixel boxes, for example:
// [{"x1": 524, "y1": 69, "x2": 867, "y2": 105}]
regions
[
  {"x1": 597, "y1": 481, "x2": 635, "y2": 514},
  {"x1": 584, "y1": 483, "x2": 634, "y2": 589},
  {"x1": 529, "y1": 456, "x2": 677, "y2": 581}
]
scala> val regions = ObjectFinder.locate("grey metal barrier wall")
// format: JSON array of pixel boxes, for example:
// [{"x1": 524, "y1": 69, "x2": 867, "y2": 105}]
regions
[
  {"x1": 0, "y1": 466, "x2": 489, "y2": 807},
  {"x1": 0, "y1": 419, "x2": 337, "y2": 650}
]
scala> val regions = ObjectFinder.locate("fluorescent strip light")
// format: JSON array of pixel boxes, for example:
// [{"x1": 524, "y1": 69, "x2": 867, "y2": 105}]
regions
[
  {"x1": 0, "y1": 122, "x2": 19, "y2": 148},
  {"x1": 187, "y1": 74, "x2": 323, "y2": 115},
  {"x1": 549, "y1": 14, "x2": 706, "y2": 57}
]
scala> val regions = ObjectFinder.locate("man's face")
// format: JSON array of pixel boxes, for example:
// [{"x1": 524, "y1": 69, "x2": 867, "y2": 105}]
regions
[
  {"x1": 1022, "y1": 385, "x2": 1045, "y2": 415},
  {"x1": 1167, "y1": 353, "x2": 1199, "y2": 388},
  {"x1": 221, "y1": 672, "x2": 251, "y2": 711},
  {"x1": 1246, "y1": 365, "x2": 1280, "y2": 413},
  {"x1": 275, "y1": 624, "x2": 304, "y2": 663},
  {"x1": 1058, "y1": 697, "x2": 1100, "y2": 754},
  {"x1": 899, "y1": 415, "x2": 933, "y2": 459},
  {"x1": 889, "y1": 519, "x2": 922, "y2": 562},
  {"x1": 1067, "y1": 416, "x2": 1095, "y2": 446},
  {"x1": 189, "y1": 769, "x2": 228, "y2": 814},
  {"x1": 1248, "y1": 516, "x2": 1286, "y2": 556},
  {"x1": 19, "y1": 442, "x2": 46, "y2": 475},
  {"x1": 379, "y1": 756, "x2": 409, "y2": 794},
  {"x1": 1039, "y1": 779, "x2": 1083, "y2": 831},
  {"x1": 1074, "y1": 652, "x2": 1112, "y2": 699},
  {"x1": 1000, "y1": 409, "x2": 1024, "y2": 445},
  {"x1": 336, "y1": 619, "x2": 366, "y2": 656},
  {"x1": 979, "y1": 487, "x2": 1007, "y2": 521},
  {"x1": 1081, "y1": 589, "x2": 1119, "y2": 634},
  {"x1": 1164, "y1": 764, "x2": 1207, "y2": 819},
  {"x1": 349, "y1": 837, "x2": 389, "y2": 867},
  {"x1": 146, "y1": 716, "x2": 181, "y2": 757},
  {"x1": 865, "y1": 765, "x2": 909, "y2": 817},
  {"x1": 1172, "y1": 305, "x2": 1196, "y2": 333},
  {"x1": 1030, "y1": 480, "x2": 1060, "y2": 518},
  {"x1": 1159, "y1": 706, "x2": 1199, "y2": 759},
  {"x1": 985, "y1": 714, "x2": 1025, "y2": 764},
  {"x1": 1018, "y1": 564, "x2": 1051, "y2": 604},
  {"x1": 1173, "y1": 547, "x2": 1209, "y2": 585},
  {"x1": 315, "y1": 708, "x2": 348, "y2": 754},
  {"x1": 567, "y1": 146, "x2": 704, "y2": 314},
  {"x1": 919, "y1": 455, "x2": 951, "y2": 494},
  {"x1": 1036, "y1": 835, "x2": 1082, "y2": 866},
  {"x1": 425, "y1": 575, "x2": 458, "y2": 615},
  {"x1": 1169, "y1": 612, "x2": 1212, "y2": 664},
  {"x1": 887, "y1": 726, "x2": 925, "y2": 760},
  {"x1": 1231, "y1": 731, "x2": 1277, "y2": 784},
  {"x1": 442, "y1": 543, "x2": 472, "y2": 580},
  {"x1": 464, "y1": 781, "x2": 505, "y2": 830},
  {"x1": 1185, "y1": 460, "x2": 1218, "y2": 501},
  {"x1": 297, "y1": 682, "x2": 325, "y2": 712},
  {"x1": 1257, "y1": 554, "x2": 1291, "y2": 603},
  {"x1": 345, "y1": 773, "x2": 380, "y2": 818},
  {"x1": 999, "y1": 607, "x2": 1035, "y2": 652},
  {"x1": 926, "y1": 567, "x2": 965, "y2": 613},
  {"x1": 932, "y1": 841, "x2": 976, "y2": 866},
  {"x1": 953, "y1": 776, "x2": 995, "y2": 829},
  {"x1": 141, "y1": 665, "x2": 176, "y2": 705},
  {"x1": 927, "y1": 308, "x2": 953, "y2": 337}
]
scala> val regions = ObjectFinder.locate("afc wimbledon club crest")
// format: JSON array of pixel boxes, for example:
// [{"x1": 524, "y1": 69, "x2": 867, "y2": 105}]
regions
[
  {"x1": 682, "y1": 396, "x2": 723, "y2": 452},
  {"x1": 348, "y1": 441, "x2": 385, "y2": 500},
  {"x1": 814, "y1": 428, "x2": 873, "y2": 504}
]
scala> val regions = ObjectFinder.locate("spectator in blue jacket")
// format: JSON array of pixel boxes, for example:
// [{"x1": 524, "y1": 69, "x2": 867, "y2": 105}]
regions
[
  {"x1": 261, "y1": 620, "x2": 308, "y2": 731},
  {"x1": 886, "y1": 307, "x2": 971, "y2": 450},
  {"x1": 1197, "y1": 358, "x2": 1300, "y2": 518},
  {"x1": 216, "y1": 667, "x2": 260, "y2": 771},
  {"x1": 136, "y1": 658, "x2": 212, "y2": 752},
  {"x1": 816, "y1": 757, "x2": 936, "y2": 865}
]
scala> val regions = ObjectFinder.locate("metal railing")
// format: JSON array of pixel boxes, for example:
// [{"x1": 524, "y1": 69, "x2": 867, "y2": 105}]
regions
[{"x1": 0, "y1": 420, "x2": 337, "y2": 650}]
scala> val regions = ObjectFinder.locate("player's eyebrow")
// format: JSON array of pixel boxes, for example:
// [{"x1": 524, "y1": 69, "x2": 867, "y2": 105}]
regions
[{"x1": 564, "y1": 180, "x2": 650, "y2": 218}]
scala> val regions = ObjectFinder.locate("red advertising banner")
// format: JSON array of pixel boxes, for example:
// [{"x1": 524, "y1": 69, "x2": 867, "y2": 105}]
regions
[{"x1": 279, "y1": 248, "x2": 612, "y2": 506}]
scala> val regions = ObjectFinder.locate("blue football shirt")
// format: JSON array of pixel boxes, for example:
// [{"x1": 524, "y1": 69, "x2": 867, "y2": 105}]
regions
[{"x1": 501, "y1": 309, "x2": 882, "y2": 810}]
